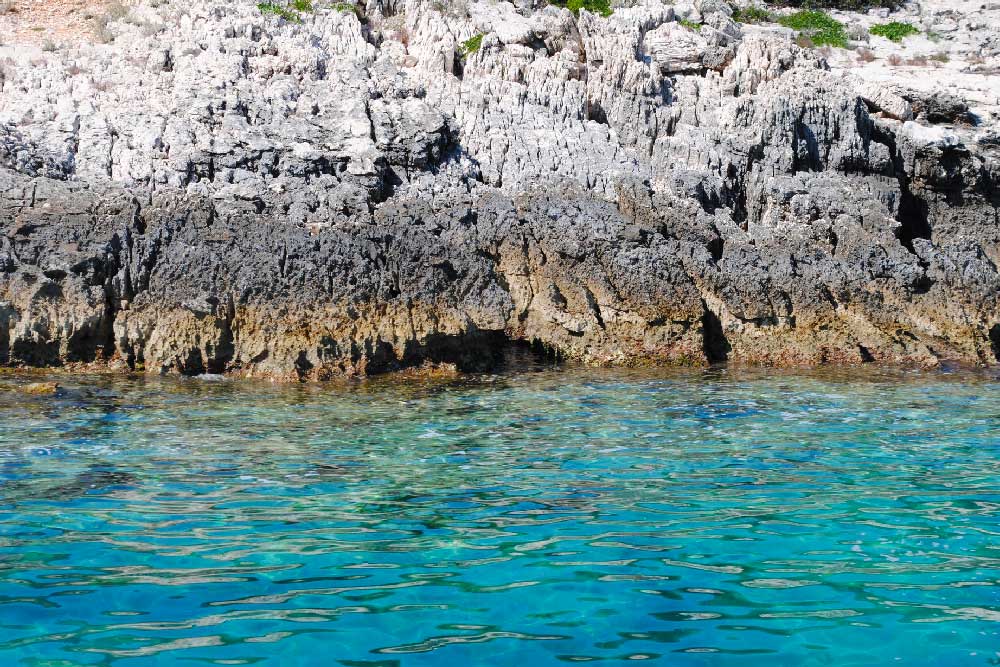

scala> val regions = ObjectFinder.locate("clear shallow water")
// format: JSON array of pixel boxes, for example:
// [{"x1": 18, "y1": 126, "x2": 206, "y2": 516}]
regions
[{"x1": 1, "y1": 366, "x2": 999, "y2": 666}]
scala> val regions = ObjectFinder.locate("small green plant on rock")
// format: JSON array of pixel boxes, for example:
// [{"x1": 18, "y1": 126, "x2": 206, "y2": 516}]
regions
[
  {"x1": 332, "y1": 2, "x2": 354, "y2": 11},
  {"x1": 731, "y1": 6, "x2": 772, "y2": 24},
  {"x1": 569, "y1": 0, "x2": 612, "y2": 17},
  {"x1": 292, "y1": 0, "x2": 313, "y2": 11},
  {"x1": 847, "y1": 23, "x2": 869, "y2": 42},
  {"x1": 678, "y1": 17, "x2": 701, "y2": 30},
  {"x1": 549, "y1": 0, "x2": 612, "y2": 18},
  {"x1": 258, "y1": 2, "x2": 301, "y2": 22},
  {"x1": 869, "y1": 21, "x2": 919, "y2": 42},
  {"x1": 459, "y1": 32, "x2": 483, "y2": 57},
  {"x1": 778, "y1": 9, "x2": 847, "y2": 48}
]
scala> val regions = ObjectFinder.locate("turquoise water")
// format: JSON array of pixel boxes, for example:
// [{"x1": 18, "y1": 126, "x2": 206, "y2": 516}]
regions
[{"x1": 1, "y1": 366, "x2": 999, "y2": 666}]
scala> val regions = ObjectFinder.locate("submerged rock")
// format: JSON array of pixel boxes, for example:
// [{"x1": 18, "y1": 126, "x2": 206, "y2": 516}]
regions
[
  {"x1": 0, "y1": 0, "x2": 997, "y2": 379},
  {"x1": 21, "y1": 382, "x2": 61, "y2": 396}
]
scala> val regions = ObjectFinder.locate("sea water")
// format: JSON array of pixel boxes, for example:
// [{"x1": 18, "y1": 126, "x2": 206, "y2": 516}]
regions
[{"x1": 0, "y1": 366, "x2": 998, "y2": 665}]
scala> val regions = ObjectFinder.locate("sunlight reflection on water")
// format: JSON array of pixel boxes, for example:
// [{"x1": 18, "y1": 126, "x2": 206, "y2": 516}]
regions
[{"x1": 0, "y1": 365, "x2": 999, "y2": 665}]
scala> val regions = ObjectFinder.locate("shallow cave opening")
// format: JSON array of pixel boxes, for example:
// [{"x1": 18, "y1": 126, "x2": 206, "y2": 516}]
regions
[
  {"x1": 180, "y1": 349, "x2": 207, "y2": 376},
  {"x1": 587, "y1": 101, "x2": 609, "y2": 126},
  {"x1": 707, "y1": 236, "x2": 724, "y2": 263},
  {"x1": 989, "y1": 324, "x2": 1000, "y2": 362},
  {"x1": 294, "y1": 350, "x2": 315, "y2": 380},
  {"x1": 397, "y1": 331, "x2": 563, "y2": 375},
  {"x1": 65, "y1": 329, "x2": 106, "y2": 364},
  {"x1": 508, "y1": 338, "x2": 564, "y2": 370},
  {"x1": 10, "y1": 339, "x2": 62, "y2": 367},
  {"x1": 895, "y1": 184, "x2": 938, "y2": 294},
  {"x1": 896, "y1": 184, "x2": 932, "y2": 255},
  {"x1": 701, "y1": 302, "x2": 731, "y2": 364}
]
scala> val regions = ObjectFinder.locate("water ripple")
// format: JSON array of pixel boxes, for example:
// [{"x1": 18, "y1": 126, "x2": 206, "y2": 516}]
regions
[{"x1": 0, "y1": 367, "x2": 999, "y2": 665}]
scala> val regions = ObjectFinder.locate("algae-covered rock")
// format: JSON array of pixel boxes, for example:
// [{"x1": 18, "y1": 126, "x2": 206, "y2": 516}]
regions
[{"x1": 22, "y1": 382, "x2": 61, "y2": 396}]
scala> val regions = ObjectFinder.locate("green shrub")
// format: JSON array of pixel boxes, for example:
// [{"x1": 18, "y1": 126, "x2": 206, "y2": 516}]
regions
[
  {"x1": 459, "y1": 33, "x2": 484, "y2": 56},
  {"x1": 678, "y1": 18, "x2": 701, "y2": 30},
  {"x1": 292, "y1": 0, "x2": 312, "y2": 11},
  {"x1": 778, "y1": 10, "x2": 847, "y2": 48},
  {"x1": 332, "y1": 2, "x2": 354, "y2": 11},
  {"x1": 569, "y1": 0, "x2": 612, "y2": 16},
  {"x1": 732, "y1": 6, "x2": 773, "y2": 23},
  {"x1": 549, "y1": 0, "x2": 612, "y2": 18},
  {"x1": 847, "y1": 23, "x2": 869, "y2": 41},
  {"x1": 762, "y1": 0, "x2": 899, "y2": 9},
  {"x1": 258, "y1": 2, "x2": 301, "y2": 21},
  {"x1": 869, "y1": 21, "x2": 919, "y2": 42}
]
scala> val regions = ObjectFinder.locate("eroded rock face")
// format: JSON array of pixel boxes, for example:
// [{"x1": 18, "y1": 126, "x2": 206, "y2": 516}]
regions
[{"x1": 0, "y1": 0, "x2": 997, "y2": 378}]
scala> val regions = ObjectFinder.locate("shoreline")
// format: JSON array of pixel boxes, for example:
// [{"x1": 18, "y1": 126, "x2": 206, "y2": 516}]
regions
[{"x1": 2, "y1": 352, "x2": 997, "y2": 389}]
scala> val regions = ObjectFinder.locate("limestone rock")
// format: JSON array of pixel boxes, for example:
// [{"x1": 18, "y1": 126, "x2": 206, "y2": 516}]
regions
[
  {"x1": 857, "y1": 81, "x2": 914, "y2": 121},
  {"x1": 0, "y1": 0, "x2": 996, "y2": 378},
  {"x1": 645, "y1": 22, "x2": 710, "y2": 74},
  {"x1": 22, "y1": 382, "x2": 60, "y2": 395}
]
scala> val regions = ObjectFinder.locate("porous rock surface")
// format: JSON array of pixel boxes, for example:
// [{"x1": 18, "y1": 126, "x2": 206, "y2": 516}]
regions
[{"x1": 0, "y1": 0, "x2": 998, "y2": 379}]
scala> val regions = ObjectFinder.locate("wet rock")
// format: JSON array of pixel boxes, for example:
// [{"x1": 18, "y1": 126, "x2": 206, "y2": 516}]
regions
[{"x1": 22, "y1": 382, "x2": 60, "y2": 395}]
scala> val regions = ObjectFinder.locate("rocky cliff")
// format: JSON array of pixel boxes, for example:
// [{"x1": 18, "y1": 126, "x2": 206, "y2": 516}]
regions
[{"x1": 1, "y1": 0, "x2": 998, "y2": 379}]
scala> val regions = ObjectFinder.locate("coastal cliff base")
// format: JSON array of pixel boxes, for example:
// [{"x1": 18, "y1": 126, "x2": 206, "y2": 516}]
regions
[{"x1": 1, "y1": 0, "x2": 998, "y2": 378}]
